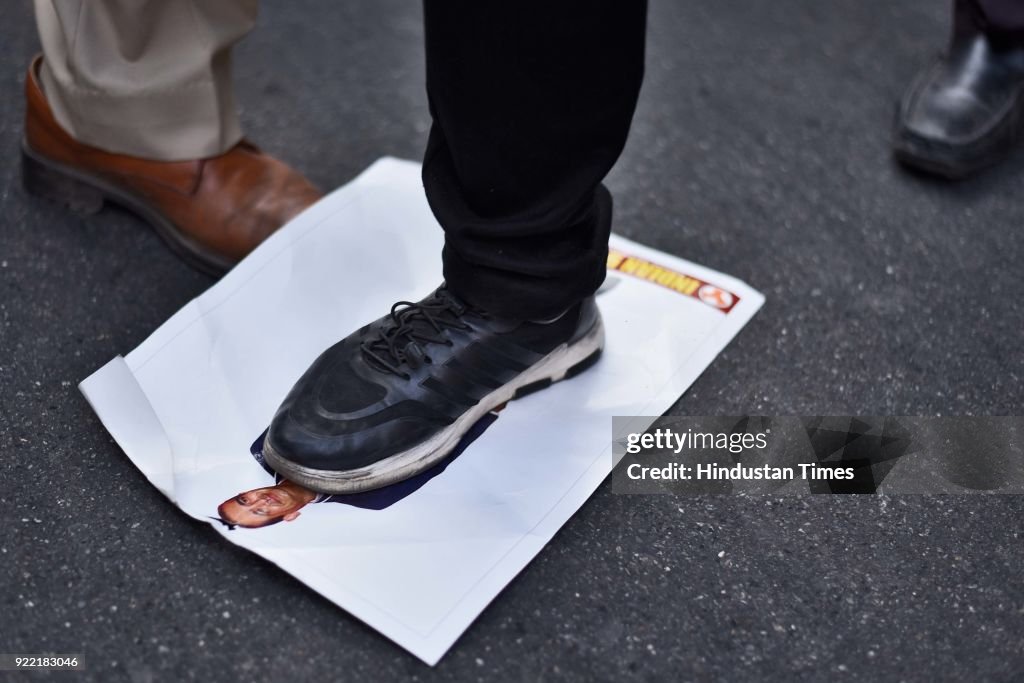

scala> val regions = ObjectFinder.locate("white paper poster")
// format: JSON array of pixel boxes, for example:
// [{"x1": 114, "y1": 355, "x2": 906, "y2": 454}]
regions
[{"x1": 79, "y1": 158, "x2": 764, "y2": 664}]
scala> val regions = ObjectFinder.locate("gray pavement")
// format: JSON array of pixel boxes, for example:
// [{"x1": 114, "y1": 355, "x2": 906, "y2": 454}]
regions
[{"x1": 1, "y1": 1, "x2": 1022, "y2": 681}]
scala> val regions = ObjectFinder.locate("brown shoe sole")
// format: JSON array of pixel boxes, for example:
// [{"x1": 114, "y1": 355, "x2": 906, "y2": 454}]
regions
[{"x1": 21, "y1": 140, "x2": 234, "y2": 276}]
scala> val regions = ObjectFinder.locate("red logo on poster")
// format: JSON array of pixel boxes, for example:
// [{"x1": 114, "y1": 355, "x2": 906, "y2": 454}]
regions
[{"x1": 698, "y1": 284, "x2": 734, "y2": 310}]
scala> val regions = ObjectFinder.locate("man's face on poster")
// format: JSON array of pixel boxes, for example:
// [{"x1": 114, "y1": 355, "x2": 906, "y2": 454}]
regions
[{"x1": 217, "y1": 484, "x2": 309, "y2": 528}]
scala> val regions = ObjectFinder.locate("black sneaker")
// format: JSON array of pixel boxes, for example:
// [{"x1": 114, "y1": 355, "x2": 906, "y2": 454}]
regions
[{"x1": 263, "y1": 286, "x2": 604, "y2": 493}]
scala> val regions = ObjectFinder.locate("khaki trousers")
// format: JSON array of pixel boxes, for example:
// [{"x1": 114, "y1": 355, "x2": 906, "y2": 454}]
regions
[{"x1": 33, "y1": 0, "x2": 257, "y2": 161}]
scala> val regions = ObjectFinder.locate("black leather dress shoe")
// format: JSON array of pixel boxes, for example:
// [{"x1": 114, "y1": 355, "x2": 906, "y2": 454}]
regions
[
  {"x1": 263, "y1": 286, "x2": 604, "y2": 493},
  {"x1": 894, "y1": 32, "x2": 1024, "y2": 178}
]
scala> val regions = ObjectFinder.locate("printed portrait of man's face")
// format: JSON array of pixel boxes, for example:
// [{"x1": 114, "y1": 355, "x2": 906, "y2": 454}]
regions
[
  {"x1": 215, "y1": 410, "x2": 502, "y2": 530},
  {"x1": 217, "y1": 481, "x2": 315, "y2": 529}
]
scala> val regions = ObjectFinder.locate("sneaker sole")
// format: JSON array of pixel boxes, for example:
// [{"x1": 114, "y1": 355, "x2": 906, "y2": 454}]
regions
[
  {"x1": 262, "y1": 316, "x2": 606, "y2": 494},
  {"x1": 20, "y1": 141, "x2": 234, "y2": 275}
]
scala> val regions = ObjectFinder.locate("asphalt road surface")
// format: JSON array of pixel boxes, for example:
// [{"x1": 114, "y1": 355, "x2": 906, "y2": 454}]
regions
[{"x1": 1, "y1": 1, "x2": 1021, "y2": 681}]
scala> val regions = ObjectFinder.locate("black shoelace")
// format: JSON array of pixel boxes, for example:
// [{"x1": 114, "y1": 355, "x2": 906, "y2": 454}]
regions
[{"x1": 360, "y1": 289, "x2": 473, "y2": 379}]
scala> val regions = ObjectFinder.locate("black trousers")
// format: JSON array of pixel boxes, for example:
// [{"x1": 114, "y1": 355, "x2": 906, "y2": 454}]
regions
[
  {"x1": 959, "y1": 0, "x2": 1024, "y2": 40},
  {"x1": 421, "y1": 1, "x2": 647, "y2": 320}
]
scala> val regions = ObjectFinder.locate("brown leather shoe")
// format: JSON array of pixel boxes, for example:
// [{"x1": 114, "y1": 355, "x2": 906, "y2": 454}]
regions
[{"x1": 21, "y1": 55, "x2": 322, "y2": 274}]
